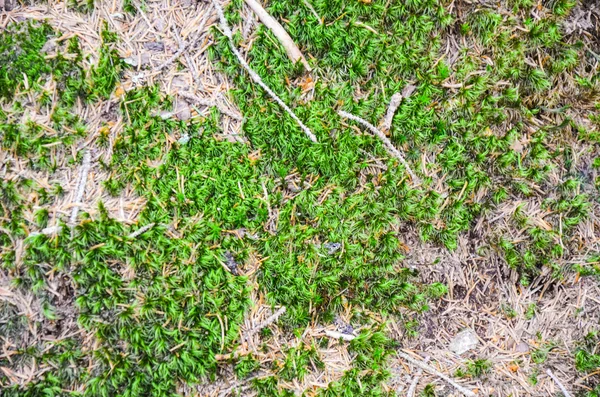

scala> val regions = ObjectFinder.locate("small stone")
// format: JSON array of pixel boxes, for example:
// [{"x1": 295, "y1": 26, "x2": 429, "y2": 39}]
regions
[
  {"x1": 1, "y1": 0, "x2": 15, "y2": 11},
  {"x1": 175, "y1": 101, "x2": 191, "y2": 121},
  {"x1": 144, "y1": 42, "x2": 165, "y2": 52},
  {"x1": 123, "y1": 57, "x2": 138, "y2": 66},
  {"x1": 323, "y1": 242, "x2": 341, "y2": 255},
  {"x1": 449, "y1": 328, "x2": 479, "y2": 355},
  {"x1": 223, "y1": 251, "x2": 239, "y2": 275},
  {"x1": 41, "y1": 39, "x2": 57, "y2": 54},
  {"x1": 515, "y1": 341, "x2": 529, "y2": 353},
  {"x1": 177, "y1": 133, "x2": 190, "y2": 145}
]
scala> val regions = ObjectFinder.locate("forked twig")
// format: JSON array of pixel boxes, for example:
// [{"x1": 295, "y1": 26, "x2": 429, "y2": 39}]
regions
[
  {"x1": 338, "y1": 110, "x2": 418, "y2": 183},
  {"x1": 397, "y1": 351, "x2": 476, "y2": 397},
  {"x1": 244, "y1": 0, "x2": 311, "y2": 70},
  {"x1": 212, "y1": 0, "x2": 318, "y2": 143}
]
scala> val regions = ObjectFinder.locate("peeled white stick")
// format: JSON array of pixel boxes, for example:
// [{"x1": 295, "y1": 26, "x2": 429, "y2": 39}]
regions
[
  {"x1": 397, "y1": 351, "x2": 476, "y2": 397},
  {"x1": 546, "y1": 369, "x2": 573, "y2": 397},
  {"x1": 28, "y1": 226, "x2": 62, "y2": 238},
  {"x1": 70, "y1": 151, "x2": 92, "y2": 225},
  {"x1": 244, "y1": 0, "x2": 311, "y2": 71},
  {"x1": 212, "y1": 0, "x2": 317, "y2": 142},
  {"x1": 338, "y1": 110, "x2": 418, "y2": 183}
]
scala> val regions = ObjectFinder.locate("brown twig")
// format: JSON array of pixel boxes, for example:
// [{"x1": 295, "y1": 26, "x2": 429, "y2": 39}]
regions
[
  {"x1": 127, "y1": 223, "x2": 156, "y2": 239},
  {"x1": 245, "y1": 306, "x2": 286, "y2": 340}
]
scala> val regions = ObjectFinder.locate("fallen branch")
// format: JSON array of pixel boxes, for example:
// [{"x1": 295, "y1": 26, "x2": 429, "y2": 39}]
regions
[
  {"x1": 397, "y1": 351, "x2": 476, "y2": 397},
  {"x1": 338, "y1": 110, "x2": 418, "y2": 183},
  {"x1": 381, "y1": 84, "x2": 416, "y2": 131},
  {"x1": 70, "y1": 150, "x2": 92, "y2": 225},
  {"x1": 406, "y1": 356, "x2": 429, "y2": 397},
  {"x1": 212, "y1": 0, "x2": 317, "y2": 142},
  {"x1": 178, "y1": 91, "x2": 243, "y2": 121},
  {"x1": 546, "y1": 369, "x2": 573, "y2": 397},
  {"x1": 244, "y1": 0, "x2": 311, "y2": 70}
]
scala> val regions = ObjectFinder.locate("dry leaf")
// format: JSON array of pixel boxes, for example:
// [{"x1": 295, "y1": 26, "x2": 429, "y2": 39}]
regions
[
  {"x1": 115, "y1": 86, "x2": 125, "y2": 98},
  {"x1": 298, "y1": 76, "x2": 315, "y2": 93}
]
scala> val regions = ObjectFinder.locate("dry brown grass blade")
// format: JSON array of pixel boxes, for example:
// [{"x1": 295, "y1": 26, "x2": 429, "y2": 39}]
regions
[{"x1": 244, "y1": 0, "x2": 311, "y2": 71}]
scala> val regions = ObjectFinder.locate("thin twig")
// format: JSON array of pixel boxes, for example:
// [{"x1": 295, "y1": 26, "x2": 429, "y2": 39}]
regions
[
  {"x1": 397, "y1": 351, "x2": 476, "y2": 397},
  {"x1": 155, "y1": 5, "x2": 214, "y2": 72},
  {"x1": 178, "y1": 91, "x2": 243, "y2": 120},
  {"x1": 127, "y1": 223, "x2": 156, "y2": 239},
  {"x1": 212, "y1": 0, "x2": 317, "y2": 142},
  {"x1": 406, "y1": 356, "x2": 430, "y2": 397},
  {"x1": 245, "y1": 306, "x2": 286, "y2": 339},
  {"x1": 70, "y1": 150, "x2": 91, "y2": 225},
  {"x1": 244, "y1": 0, "x2": 311, "y2": 70},
  {"x1": 338, "y1": 110, "x2": 418, "y2": 183},
  {"x1": 546, "y1": 369, "x2": 573, "y2": 397}
]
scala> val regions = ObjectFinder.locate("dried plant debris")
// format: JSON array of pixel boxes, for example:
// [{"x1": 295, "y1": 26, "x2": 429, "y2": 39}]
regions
[{"x1": 1, "y1": 0, "x2": 600, "y2": 396}]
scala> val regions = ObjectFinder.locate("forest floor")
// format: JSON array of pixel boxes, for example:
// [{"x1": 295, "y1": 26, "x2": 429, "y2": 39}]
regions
[{"x1": 1, "y1": 0, "x2": 600, "y2": 396}]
